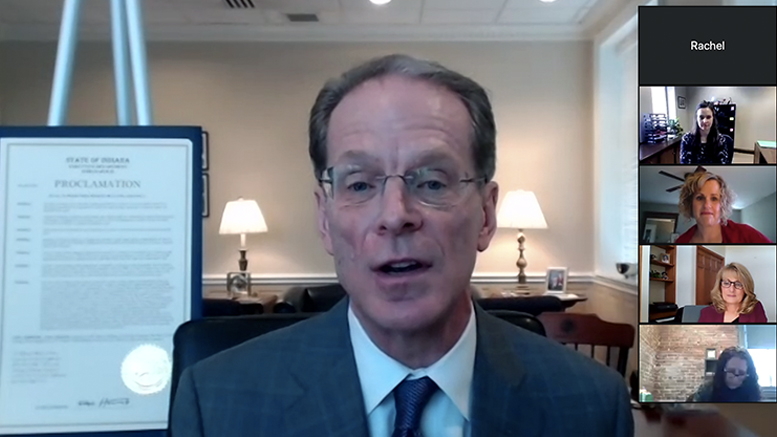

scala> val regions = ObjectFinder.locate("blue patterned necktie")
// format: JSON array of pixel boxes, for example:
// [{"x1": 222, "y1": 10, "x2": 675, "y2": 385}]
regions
[{"x1": 392, "y1": 376, "x2": 438, "y2": 437}]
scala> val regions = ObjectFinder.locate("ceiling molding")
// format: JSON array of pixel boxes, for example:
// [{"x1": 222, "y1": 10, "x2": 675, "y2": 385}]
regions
[
  {"x1": 0, "y1": 23, "x2": 591, "y2": 43},
  {"x1": 583, "y1": 0, "x2": 641, "y2": 40},
  {"x1": 588, "y1": 0, "x2": 649, "y2": 42}
]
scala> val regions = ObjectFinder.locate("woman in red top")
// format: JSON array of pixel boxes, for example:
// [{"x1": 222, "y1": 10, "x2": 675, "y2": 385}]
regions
[
  {"x1": 698, "y1": 263, "x2": 768, "y2": 323},
  {"x1": 674, "y1": 171, "x2": 773, "y2": 244}
]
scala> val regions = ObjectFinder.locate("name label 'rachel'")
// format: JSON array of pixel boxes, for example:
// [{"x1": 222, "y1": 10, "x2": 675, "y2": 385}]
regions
[{"x1": 690, "y1": 40, "x2": 725, "y2": 51}]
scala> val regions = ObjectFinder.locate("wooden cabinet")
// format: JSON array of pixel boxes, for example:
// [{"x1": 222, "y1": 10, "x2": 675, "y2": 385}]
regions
[
  {"x1": 645, "y1": 245, "x2": 677, "y2": 321},
  {"x1": 639, "y1": 136, "x2": 682, "y2": 164},
  {"x1": 696, "y1": 247, "x2": 724, "y2": 305}
]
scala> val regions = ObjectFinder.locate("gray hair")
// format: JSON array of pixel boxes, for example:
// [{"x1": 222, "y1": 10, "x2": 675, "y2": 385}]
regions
[{"x1": 308, "y1": 54, "x2": 496, "y2": 182}]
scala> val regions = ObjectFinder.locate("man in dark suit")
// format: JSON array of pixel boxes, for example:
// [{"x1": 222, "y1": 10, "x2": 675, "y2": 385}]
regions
[{"x1": 171, "y1": 54, "x2": 633, "y2": 436}]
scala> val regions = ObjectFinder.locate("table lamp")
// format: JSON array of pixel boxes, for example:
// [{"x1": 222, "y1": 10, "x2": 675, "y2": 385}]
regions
[
  {"x1": 497, "y1": 190, "x2": 548, "y2": 288},
  {"x1": 219, "y1": 197, "x2": 268, "y2": 273}
]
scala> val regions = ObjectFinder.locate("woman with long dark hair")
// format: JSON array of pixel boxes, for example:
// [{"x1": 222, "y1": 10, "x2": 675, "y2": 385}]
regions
[
  {"x1": 679, "y1": 100, "x2": 734, "y2": 164},
  {"x1": 691, "y1": 347, "x2": 762, "y2": 402}
]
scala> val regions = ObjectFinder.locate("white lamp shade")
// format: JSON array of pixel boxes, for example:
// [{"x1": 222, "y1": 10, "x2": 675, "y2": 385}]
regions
[
  {"x1": 497, "y1": 190, "x2": 548, "y2": 229},
  {"x1": 219, "y1": 198, "x2": 268, "y2": 235}
]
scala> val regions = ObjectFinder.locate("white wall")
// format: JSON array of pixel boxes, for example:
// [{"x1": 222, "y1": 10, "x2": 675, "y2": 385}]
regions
[
  {"x1": 639, "y1": 87, "x2": 652, "y2": 115},
  {"x1": 726, "y1": 246, "x2": 777, "y2": 322},
  {"x1": 640, "y1": 245, "x2": 651, "y2": 322},
  {"x1": 0, "y1": 41, "x2": 596, "y2": 278},
  {"x1": 675, "y1": 246, "x2": 698, "y2": 308},
  {"x1": 741, "y1": 193, "x2": 777, "y2": 243},
  {"x1": 686, "y1": 86, "x2": 777, "y2": 152},
  {"x1": 674, "y1": 86, "x2": 690, "y2": 133},
  {"x1": 594, "y1": 7, "x2": 638, "y2": 284}
]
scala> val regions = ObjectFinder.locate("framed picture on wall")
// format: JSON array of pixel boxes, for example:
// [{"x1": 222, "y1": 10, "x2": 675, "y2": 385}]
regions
[
  {"x1": 202, "y1": 131, "x2": 209, "y2": 170},
  {"x1": 202, "y1": 174, "x2": 209, "y2": 218},
  {"x1": 545, "y1": 267, "x2": 568, "y2": 293},
  {"x1": 677, "y1": 96, "x2": 686, "y2": 109}
]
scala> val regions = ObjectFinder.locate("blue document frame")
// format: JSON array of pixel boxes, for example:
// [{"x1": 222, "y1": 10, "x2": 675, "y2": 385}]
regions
[{"x1": 0, "y1": 126, "x2": 204, "y2": 437}]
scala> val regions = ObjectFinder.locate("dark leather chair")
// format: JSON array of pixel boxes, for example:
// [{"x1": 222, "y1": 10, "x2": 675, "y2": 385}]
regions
[
  {"x1": 168, "y1": 313, "x2": 315, "y2": 432},
  {"x1": 273, "y1": 284, "x2": 347, "y2": 313},
  {"x1": 475, "y1": 295, "x2": 564, "y2": 316},
  {"x1": 168, "y1": 309, "x2": 545, "y2": 427},
  {"x1": 202, "y1": 298, "x2": 242, "y2": 317},
  {"x1": 486, "y1": 309, "x2": 546, "y2": 336}
]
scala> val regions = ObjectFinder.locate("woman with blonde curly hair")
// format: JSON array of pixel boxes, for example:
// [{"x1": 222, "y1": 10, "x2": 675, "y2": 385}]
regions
[
  {"x1": 674, "y1": 171, "x2": 772, "y2": 244},
  {"x1": 699, "y1": 263, "x2": 767, "y2": 323}
]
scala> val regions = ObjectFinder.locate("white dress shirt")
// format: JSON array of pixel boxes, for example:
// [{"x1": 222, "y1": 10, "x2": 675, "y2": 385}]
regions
[{"x1": 348, "y1": 303, "x2": 476, "y2": 437}]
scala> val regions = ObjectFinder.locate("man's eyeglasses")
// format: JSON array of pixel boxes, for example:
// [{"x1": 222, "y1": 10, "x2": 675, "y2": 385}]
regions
[
  {"x1": 723, "y1": 368, "x2": 748, "y2": 378},
  {"x1": 318, "y1": 165, "x2": 485, "y2": 208},
  {"x1": 721, "y1": 280, "x2": 744, "y2": 290}
]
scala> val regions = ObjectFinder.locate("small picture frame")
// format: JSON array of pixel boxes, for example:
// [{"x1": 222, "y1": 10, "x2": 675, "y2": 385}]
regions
[
  {"x1": 660, "y1": 253, "x2": 670, "y2": 263},
  {"x1": 677, "y1": 96, "x2": 686, "y2": 109},
  {"x1": 545, "y1": 267, "x2": 568, "y2": 293},
  {"x1": 202, "y1": 131, "x2": 209, "y2": 171},
  {"x1": 706, "y1": 348, "x2": 717, "y2": 359},
  {"x1": 227, "y1": 271, "x2": 251, "y2": 297},
  {"x1": 202, "y1": 174, "x2": 210, "y2": 218}
]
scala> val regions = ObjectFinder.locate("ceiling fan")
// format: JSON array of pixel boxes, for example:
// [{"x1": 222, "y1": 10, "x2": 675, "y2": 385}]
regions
[{"x1": 658, "y1": 166, "x2": 707, "y2": 192}]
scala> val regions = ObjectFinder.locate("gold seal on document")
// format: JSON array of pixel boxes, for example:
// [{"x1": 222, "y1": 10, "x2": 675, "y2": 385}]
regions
[{"x1": 121, "y1": 344, "x2": 172, "y2": 395}]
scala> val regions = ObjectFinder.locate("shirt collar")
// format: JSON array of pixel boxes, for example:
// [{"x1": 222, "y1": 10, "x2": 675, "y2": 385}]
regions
[{"x1": 348, "y1": 302, "x2": 477, "y2": 420}]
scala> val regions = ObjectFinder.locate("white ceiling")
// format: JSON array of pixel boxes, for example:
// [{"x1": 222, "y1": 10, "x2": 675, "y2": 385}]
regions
[
  {"x1": 0, "y1": 0, "x2": 626, "y2": 42},
  {"x1": 639, "y1": 165, "x2": 777, "y2": 210}
]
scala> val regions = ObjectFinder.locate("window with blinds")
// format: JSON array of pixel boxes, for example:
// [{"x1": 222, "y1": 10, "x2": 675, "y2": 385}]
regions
[{"x1": 742, "y1": 325, "x2": 777, "y2": 389}]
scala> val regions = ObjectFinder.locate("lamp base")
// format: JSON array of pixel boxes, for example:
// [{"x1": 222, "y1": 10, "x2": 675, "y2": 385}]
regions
[
  {"x1": 238, "y1": 249, "x2": 248, "y2": 271},
  {"x1": 515, "y1": 230, "x2": 530, "y2": 290}
]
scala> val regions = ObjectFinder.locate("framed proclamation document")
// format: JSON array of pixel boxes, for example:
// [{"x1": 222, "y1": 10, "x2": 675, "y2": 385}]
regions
[{"x1": 0, "y1": 126, "x2": 203, "y2": 436}]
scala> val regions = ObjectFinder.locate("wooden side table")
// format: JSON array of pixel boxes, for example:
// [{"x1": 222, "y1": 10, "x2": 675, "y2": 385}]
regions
[
  {"x1": 204, "y1": 292, "x2": 278, "y2": 314},
  {"x1": 478, "y1": 284, "x2": 588, "y2": 310}
]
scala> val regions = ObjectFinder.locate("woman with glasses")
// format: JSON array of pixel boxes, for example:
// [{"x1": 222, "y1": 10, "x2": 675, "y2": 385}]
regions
[
  {"x1": 691, "y1": 347, "x2": 761, "y2": 402},
  {"x1": 698, "y1": 263, "x2": 767, "y2": 323},
  {"x1": 674, "y1": 171, "x2": 773, "y2": 244}
]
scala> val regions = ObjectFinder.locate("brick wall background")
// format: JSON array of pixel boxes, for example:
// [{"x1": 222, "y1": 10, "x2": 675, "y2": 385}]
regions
[
  {"x1": 639, "y1": 325, "x2": 740, "y2": 401},
  {"x1": 639, "y1": 325, "x2": 659, "y2": 395}
]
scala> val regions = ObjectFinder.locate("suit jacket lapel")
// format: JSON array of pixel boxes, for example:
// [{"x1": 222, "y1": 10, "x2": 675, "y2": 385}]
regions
[
  {"x1": 470, "y1": 306, "x2": 547, "y2": 437},
  {"x1": 282, "y1": 299, "x2": 370, "y2": 437}
]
